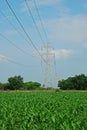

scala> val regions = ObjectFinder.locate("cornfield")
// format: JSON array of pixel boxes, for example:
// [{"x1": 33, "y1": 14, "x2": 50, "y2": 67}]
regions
[{"x1": 0, "y1": 92, "x2": 87, "y2": 130}]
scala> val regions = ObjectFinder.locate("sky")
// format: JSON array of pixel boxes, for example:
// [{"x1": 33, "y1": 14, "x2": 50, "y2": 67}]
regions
[{"x1": 0, "y1": 0, "x2": 87, "y2": 86}]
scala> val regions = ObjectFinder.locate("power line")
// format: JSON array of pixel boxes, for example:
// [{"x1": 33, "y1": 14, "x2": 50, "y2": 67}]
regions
[
  {"x1": 33, "y1": 0, "x2": 49, "y2": 42},
  {"x1": 24, "y1": 0, "x2": 45, "y2": 44},
  {"x1": 0, "y1": 32, "x2": 33, "y2": 57},
  {"x1": 0, "y1": 9, "x2": 36, "y2": 57},
  {"x1": 0, "y1": 9, "x2": 24, "y2": 39},
  {"x1": 34, "y1": 0, "x2": 58, "y2": 87},
  {"x1": 0, "y1": 54, "x2": 31, "y2": 67},
  {"x1": 6, "y1": 58, "x2": 30, "y2": 67},
  {"x1": 5, "y1": 0, "x2": 46, "y2": 63},
  {"x1": 0, "y1": 9, "x2": 34, "y2": 52}
]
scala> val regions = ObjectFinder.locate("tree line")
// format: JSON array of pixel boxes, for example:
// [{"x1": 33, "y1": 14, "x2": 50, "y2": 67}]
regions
[
  {"x1": 0, "y1": 74, "x2": 87, "y2": 90},
  {"x1": 58, "y1": 74, "x2": 87, "y2": 90},
  {"x1": 0, "y1": 75, "x2": 41, "y2": 90}
]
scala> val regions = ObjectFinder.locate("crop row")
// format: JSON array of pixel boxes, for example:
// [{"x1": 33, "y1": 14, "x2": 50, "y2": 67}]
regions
[{"x1": 0, "y1": 92, "x2": 87, "y2": 130}]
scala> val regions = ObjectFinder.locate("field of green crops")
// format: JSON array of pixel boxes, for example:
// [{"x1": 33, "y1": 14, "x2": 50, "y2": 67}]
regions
[{"x1": 0, "y1": 92, "x2": 87, "y2": 130}]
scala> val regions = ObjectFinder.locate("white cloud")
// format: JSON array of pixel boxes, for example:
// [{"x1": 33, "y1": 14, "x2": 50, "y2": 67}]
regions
[
  {"x1": 42, "y1": 15, "x2": 87, "y2": 44},
  {"x1": 0, "y1": 55, "x2": 9, "y2": 61},
  {"x1": 21, "y1": 0, "x2": 87, "y2": 47},
  {"x1": 40, "y1": 48, "x2": 73, "y2": 60},
  {"x1": 21, "y1": 0, "x2": 62, "y2": 12},
  {"x1": 21, "y1": 1, "x2": 30, "y2": 12},
  {"x1": 21, "y1": 0, "x2": 87, "y2": 45},
  {"x1": 51, "y1": 49, "x2": 73, "y2": 59},
  {"x1": 4, "y1": 30, "x2": 17, "y2": 36},
  {"x1": 35, "y1": 0, "x2": 61, "y2": 6}
]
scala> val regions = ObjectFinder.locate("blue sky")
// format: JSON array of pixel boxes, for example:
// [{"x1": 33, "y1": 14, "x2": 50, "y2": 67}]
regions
[{"x1": 0, "y1": 0, "x2": 87, "y2": 86}]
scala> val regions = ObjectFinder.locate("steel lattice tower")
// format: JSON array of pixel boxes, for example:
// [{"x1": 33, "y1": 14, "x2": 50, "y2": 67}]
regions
[{"x1": 41, "y1": 43, "x2": 55, "y2": 87}]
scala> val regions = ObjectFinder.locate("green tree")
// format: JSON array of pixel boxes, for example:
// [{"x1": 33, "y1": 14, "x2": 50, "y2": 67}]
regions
[
  {"x1": 58, "y1": 74, "x2": 87, "y2": 90},
  {"x1": 8, "y1": 75, "x2": 24, "y2": 90},
  {"x1": 74, "y1": 74, "x2": 87, "y2": 90}
]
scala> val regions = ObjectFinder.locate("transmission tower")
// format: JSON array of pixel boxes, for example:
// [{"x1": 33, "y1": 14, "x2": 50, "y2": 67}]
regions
[{"x1": 41, "y1": 43, "x2": 56, "y2": 88}]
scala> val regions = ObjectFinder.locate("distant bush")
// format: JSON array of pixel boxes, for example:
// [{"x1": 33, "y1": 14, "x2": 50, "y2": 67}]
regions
[
  {"x1": 55, "y1": 88, "x2": 61, "y2": 92},
  {"x1": 24, "y1": 81, "x2": 41, "y2": 90},
  {"x1": 0, "y1": 83, "x2": 3, "y2": 90},
  {"x1": 0, "y1": 83, "x2": 10, "y2": 90}
]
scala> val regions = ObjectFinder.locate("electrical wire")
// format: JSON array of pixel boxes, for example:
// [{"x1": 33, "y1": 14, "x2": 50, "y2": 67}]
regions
[
  {"x1": 0, "y1": 10, "x2": 36, "y2": 57},
  {"x1": 33, "y1": 0, "x2": 58, "y2": 86},
  {"x1": 0, "y1": 32, "x2": 34, "y2": 57},
  {"x1": 0, "y1": 9, "x2": 35, "y2": 52},
  {"x1": 0, "y1": 54, "x2": 31, "y2": 67},
  {"x1": 5, "y1": 0, "x2": 46, "y2": 63},
  {"x1": 0, "y1": 0, "x2": 58, "y2": 87},
  {"x1": 6, "y1": 58, "x2": 30, "y2": 67},
  {"x1": 33, "y1": 0, "x2": 49, "y2": 42},
  {"x1": 25, "y1": 0, "x2": 45, "y2": 44}
]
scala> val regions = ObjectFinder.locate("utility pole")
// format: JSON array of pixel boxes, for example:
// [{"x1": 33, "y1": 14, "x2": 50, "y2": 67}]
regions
[{"x1": 41, "y1": 43, "x2": 56, "y2": 88}]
